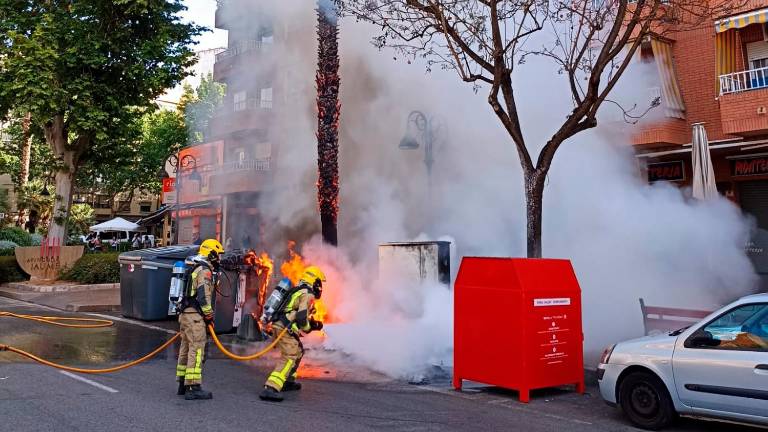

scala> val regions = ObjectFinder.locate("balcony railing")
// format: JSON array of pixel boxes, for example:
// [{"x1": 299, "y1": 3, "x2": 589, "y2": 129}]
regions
[
  {"x1": 719, "y1": 66, "x2": 768, "y2": 95},
  {"x1": 217, "y1": 158, "x2": 271, "y2": 173},
  {"x1": 216, "y1": 39, "x2": 262, "y2": 61},
  {"x1": 233, "y1": 97, "x2": 273, "y2": 112}
]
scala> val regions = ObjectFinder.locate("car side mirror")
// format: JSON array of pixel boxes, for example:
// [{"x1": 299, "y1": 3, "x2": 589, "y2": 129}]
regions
[{"x1": 686, "y1": 330, "x2": 720, "y2": 348}]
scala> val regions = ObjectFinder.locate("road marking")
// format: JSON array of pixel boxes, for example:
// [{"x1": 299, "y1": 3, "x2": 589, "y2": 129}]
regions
[
  {"x1": 86, "y1": 313, "x2": 177, "y2": 335},
  {"x1": 59, "y1": 371, "x2": 119, "y2": 393}
]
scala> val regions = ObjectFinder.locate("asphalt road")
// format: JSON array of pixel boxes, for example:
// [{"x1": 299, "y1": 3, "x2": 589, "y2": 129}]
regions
[{"x1": 0, "y1": 296, "x2": 762, "y2": 432}]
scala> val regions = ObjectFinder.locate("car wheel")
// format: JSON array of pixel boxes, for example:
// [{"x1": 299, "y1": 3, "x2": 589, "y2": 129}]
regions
[{"x1": 619, "y1": 371, "x2": 676, "y2": 430}]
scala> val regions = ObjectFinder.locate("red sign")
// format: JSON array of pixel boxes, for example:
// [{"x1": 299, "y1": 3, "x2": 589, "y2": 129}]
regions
[
  {"x1": 732, "y1": 156, "x2": 768, "y2": 177},
  {"x1": 647, "y1": 161, "x2": 685, "y2": 182},
  {"x1": 453, "y1": 258, "x2": 584, "y2": 403},
  {"x1": 162, "y1": 178, "x2": 176, "y2": 204}
]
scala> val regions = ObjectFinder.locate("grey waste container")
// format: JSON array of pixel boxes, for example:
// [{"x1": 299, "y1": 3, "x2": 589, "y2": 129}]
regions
[
  {"x1": 119, "y1": 246, "x2": 198, "y2": 321},
  {"x1": 118, "y1": 246, "x2": 241, "y2": 333}
]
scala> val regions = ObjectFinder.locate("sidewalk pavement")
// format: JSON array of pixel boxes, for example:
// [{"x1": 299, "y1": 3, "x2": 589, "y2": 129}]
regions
[{"x1": 0, "y1": 281, "x2": 120, "y2": 312}]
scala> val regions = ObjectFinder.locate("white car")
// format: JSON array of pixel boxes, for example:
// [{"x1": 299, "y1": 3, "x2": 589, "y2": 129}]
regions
[{"x1": 598, "y1": 293, "x2": 768, "y2": 430}]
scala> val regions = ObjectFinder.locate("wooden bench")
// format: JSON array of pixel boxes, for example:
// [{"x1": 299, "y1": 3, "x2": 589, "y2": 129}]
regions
[{"x1": 639, "y1": 298, "x2": 714, "y2": 336}]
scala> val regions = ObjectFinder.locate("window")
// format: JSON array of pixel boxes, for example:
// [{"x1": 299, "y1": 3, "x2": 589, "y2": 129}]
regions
[
  {"x1": 686, "y1": 303, "x2": 768, "y2": 351},
  {"x1": 234, "y1": 91, "x2": 247, "y2": 111},
  {"x1": 140, "y1": 202, "x2": 151, "y2": 213},
  {"x1": 752, "y1": 58, "x2": 768, "y2": 70},
  {"x1": 260, "y1": 87, "x2": 273, "y2": 109}
]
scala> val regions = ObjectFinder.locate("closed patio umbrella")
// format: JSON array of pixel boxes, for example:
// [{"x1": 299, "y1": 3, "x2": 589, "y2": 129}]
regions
[{"x1": 691, "y1": 123, "x2": 718, "y2": 200}]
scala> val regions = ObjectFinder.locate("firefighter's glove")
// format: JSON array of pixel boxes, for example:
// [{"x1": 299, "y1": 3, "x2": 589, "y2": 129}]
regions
[
  {"x1": 310, "y1": 319, "x2": 323, "y2": 331},
  {"x1": 290, "y1": 323, "x2": 300, "y2": 335},
  {"x1": 203, "y1": 313, "x2": 215, "y2": 324}
]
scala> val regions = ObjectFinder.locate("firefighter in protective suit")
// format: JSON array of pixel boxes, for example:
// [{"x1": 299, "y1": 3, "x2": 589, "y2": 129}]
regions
[
  {"x1": 175, "y1": 239, "x2": 224, "y2": 400},
  {"x1": 259, "y1": 266, "x2": 326, "y2": 402}
]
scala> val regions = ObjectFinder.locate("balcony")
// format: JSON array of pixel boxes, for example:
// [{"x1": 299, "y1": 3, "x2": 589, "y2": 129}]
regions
[
  {"x1": 213, "y1": 42, "x2": 275, "y2": 82},
  {"x1": 719, "y1": 67, "x2": 768, "y2": 96},
  {"x1": 208, "y1": 158, "x2": 272, "y2": 195},
  {"x1": 719, "y1": 87, "x2": 768, "y2": 136},
  {"x1": 209, "y1": 99, "x2": 274, "y2": 137}
]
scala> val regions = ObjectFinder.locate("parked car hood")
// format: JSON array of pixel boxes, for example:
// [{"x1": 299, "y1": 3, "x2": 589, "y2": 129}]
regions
[{"x1": 610, "y1": 332, "x2": 678, "y2": 364}]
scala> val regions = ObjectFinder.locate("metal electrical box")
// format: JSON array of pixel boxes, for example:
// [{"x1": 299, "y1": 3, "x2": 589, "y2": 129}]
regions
[
  {"x1": 453, "y1": 257, "x2": 584, "y2": 403},
  {"x1": 378, "y1": 241, "x2": 451, "y2": 285}
]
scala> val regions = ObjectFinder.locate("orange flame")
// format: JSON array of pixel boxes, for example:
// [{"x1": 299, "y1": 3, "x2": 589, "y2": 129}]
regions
[{"x1": 278, "y1": 241, "x2": 331, "y2": 324}]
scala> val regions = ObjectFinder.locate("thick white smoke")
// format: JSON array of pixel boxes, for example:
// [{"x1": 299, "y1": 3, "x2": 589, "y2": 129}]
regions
[{"x1": 224, "y1": 2, "x2": 758, "y2": 377}]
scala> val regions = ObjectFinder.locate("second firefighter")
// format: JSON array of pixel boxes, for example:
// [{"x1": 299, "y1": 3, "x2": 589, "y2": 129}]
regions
[{"x1": 259, "y1": 266, "x2": 326, "y2": 402}]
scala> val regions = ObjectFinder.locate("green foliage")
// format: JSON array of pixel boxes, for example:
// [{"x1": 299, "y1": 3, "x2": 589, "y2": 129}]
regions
[
  {"x1": 61, "y1": 252, "x2": 120, "y2": 284},
  {"x1": 79, "y1": 108, "x2": 187, "y2": 197},
  {"x1": 0, "y1": 226, "x2": 32, "y2": 246},
  {"x1": 0, "y1": 239, "x2": 17, "y2": 256},
  {"x1": 182, "y1": 74, "x2": 226, "y2": 144},
  {"x1": 66, "y1": 203, "x2": 94, "y2": 238},
  {"x1": 0, "y1": 113, "x2": 54, "y2": 185},
  {"x1": 0, "y1": 0, "x2": 203, "y2": 236},
  {"x1": 29, "y1": 233, "x2": 42, "y2": 246},
  {"x1": 0, "y1": 255, "x2": 26, "y2": 283}
]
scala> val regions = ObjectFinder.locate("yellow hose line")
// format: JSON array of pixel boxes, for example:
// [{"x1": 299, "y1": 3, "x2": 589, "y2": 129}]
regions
[
  {"x1": 0, "y1": 311, "x2": 113, "y2": 328},
  {"x1": 0, "y1": 333, "x2": 181, "y2": 374},
  {"x1": 0, "y1": 311, "x2": 285, "y2": 373},
  {"x1": 207, "y1": 324, "x2": 287, "y2": 361}
]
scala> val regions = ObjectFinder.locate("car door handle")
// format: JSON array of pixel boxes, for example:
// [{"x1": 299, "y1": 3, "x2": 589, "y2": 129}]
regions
[{"x1": 756, "y1": 364, "x2": 768, "y2": 375}]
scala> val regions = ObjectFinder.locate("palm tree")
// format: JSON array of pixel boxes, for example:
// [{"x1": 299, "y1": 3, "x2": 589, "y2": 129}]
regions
[{"x1": 316, "y1": 0, "x2": 340, "y2": 246}]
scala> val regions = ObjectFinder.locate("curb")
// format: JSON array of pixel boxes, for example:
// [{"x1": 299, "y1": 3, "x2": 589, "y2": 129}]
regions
[
  {"x1": 65, "y1": 304, "x2": 122, "y2": 313},
  {"x1": 5, "y1": 282, "x2": 119, "y2": 293}
]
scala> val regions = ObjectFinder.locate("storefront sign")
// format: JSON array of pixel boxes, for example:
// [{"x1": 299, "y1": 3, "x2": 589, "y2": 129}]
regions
[
  {"x1": 732, "y1": 156, "x2": 768, "y2": 177},
  {"x1": 162, "y1": 178, "x2": 176, "y2": 204},
  {"x1": 647, "y1": 161, "x2": 685, "y2": 182}
]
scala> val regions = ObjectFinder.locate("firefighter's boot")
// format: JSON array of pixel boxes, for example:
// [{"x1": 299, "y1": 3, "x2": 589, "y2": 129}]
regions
[
  {"x1": 184, "y1": 385, "x2": 213, "y2": 400},
  {"x1": 282, "y1": 380, "x2": 302, "y2": 391},
  {"x1": 259, "y1": 386, "x2": 284, "y2": 402},
  {"x1": 177, "y1": 381, "x2": 186, "y2": 396}
]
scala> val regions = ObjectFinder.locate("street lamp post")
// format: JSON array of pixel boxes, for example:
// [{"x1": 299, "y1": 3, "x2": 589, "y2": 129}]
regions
[{"x1": 399, "y1": 110, "x2": 438, "y2": 189}]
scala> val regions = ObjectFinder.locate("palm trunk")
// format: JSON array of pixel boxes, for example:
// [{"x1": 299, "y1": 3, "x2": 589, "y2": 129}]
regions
[
  {"x1": 316, "y1": 0, "x2": 341, "y2": 246},
  {"x1": 525, "y1": 170, "x2": 546, "y2": 258}
]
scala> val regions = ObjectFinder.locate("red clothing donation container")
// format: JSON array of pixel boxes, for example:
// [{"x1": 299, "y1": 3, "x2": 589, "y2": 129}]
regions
[{"x1": 453, "y1": 258, "x2": 585, "y2": 403}]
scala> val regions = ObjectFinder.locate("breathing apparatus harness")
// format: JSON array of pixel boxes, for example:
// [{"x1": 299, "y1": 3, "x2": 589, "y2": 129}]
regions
[
  {"x1": 169, "y1": 254, "x2": 221, "y2": 316},
  {"x1": 260, "y1": 277, "x2": 323, "y2": 337}
]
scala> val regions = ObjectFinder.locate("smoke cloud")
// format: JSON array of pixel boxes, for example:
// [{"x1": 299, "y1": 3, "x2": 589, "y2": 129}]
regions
[{"x1": 220, "y1": 2, "x2": 758, "y2": 378}]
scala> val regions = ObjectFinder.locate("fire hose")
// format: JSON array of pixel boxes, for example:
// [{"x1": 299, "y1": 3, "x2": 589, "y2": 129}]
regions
[{"x1": 0, "y1": 311, "x2": 287, "y2": 374}]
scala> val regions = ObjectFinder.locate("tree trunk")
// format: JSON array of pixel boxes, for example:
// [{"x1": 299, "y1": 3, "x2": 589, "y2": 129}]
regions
[
  {"x1": 316, "y1": 0, "x2": 340, "y2": 247},
  {"x1": 15, "y1": 113, "x2": 33, "y2": 227},
  {"x1": 43, "y1": 115, "x2": 79, "y2": 243},
  {"x1": 18, "y1": 113, "x2": 32, "y2": 186},
  {"x1": 47, "y1": 151, "x2": 76, "y2": 242},
  {"x1": 525, "y1": 170, "x2": 546, "y2": 258}
]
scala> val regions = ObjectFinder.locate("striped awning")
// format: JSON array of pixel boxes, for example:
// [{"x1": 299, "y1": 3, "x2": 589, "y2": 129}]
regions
[{"x1": 715, "y1": 9, "x2": 768, "y2": 33}]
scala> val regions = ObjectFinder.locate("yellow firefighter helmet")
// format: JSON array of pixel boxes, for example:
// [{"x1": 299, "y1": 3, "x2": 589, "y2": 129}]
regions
[
  {"x1": 199, "y1": 239, "x2": 225, "y2": 259},
  {"x1": 300, "y1": 265, "x2": 326, "y2": 299},
  {"x1": 300, "y1": 266, "x2": 326, "y2": 285}
]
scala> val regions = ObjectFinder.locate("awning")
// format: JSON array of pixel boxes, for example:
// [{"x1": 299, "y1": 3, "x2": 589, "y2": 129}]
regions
[
  {"x1": 715, "y1": 8, "x2": 768, "y2": 33},
  {"x1": 715, "y1": 29, "x2": 745, "y2": 93},
  {"x1": 136, "y1": 201, "x2": 214, "y2": 226},
  {"x1": 650, "y1": 38, "x2": 686, "y2": 119},
  {"x1": 90, "y1": 217, "x2": 140, "y2": 232}
]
